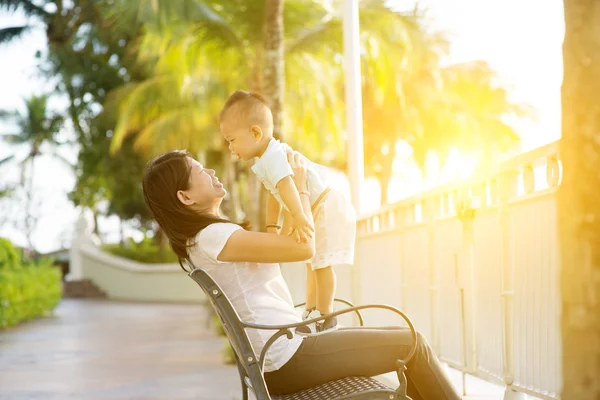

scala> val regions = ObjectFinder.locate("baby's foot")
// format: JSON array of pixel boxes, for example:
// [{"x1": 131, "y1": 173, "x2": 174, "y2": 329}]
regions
[
  {"x1": 315, "y1": 315, "x2": 338, "y2": 334},
  {"x1": 296, "y1": 307, "x2": 317, "y2": 335}
]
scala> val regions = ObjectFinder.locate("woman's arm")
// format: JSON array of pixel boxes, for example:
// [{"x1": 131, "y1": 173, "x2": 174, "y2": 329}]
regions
[
  {"x1": 217, "y1": 152, "x2": 315, "y2": 263},
  {"x1": 216, "y1": 227, "x2": 315, "y2": 263}
]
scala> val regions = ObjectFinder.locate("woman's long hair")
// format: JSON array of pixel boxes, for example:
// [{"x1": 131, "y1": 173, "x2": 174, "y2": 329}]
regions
[{"x1": 142, "y1": 150, "x2": 235, "y2": 272}]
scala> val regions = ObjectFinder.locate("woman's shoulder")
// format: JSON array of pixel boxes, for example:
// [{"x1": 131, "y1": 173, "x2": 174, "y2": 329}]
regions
[{"x1": 191, "y1": 222, "x2": 244, "y2": 264}]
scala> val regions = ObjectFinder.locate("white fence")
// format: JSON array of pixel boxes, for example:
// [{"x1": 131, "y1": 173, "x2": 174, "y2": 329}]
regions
[{"x1": 354, "y1": 141, "x2": 562, "y2": 399}]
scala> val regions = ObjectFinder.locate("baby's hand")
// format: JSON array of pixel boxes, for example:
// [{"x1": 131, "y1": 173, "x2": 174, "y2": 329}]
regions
[{"x1": 290, "y1": 212, "x2": 314, "y2": 243}]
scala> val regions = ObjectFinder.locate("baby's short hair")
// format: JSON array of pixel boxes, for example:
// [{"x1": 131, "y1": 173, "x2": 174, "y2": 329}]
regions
[{"x1": 219, "y1": 90, "x2": 272, "y2": 126}]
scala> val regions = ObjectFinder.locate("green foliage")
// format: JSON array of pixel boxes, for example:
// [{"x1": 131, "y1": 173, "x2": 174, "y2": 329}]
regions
[
  {"x1": 106, "y1": 0, "x2": 528, "y2": 208},
  {"x1": 36, "y1": 0, "x2": 155, "y2": 227},
  {"x1": 102, "y1": 237, "x2": 178, "y2": 264},
  {"x1": 0, "y1": 240, "x2": 62, "y2": 329},
  {"x1": 0, "y1": 237, "x2": 20, "y2": 270},
  {"x1": 3, "y1": 0, "x2": 531, "y2": 229}
]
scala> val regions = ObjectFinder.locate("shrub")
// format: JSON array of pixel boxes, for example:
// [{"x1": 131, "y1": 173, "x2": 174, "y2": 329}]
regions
[
  {"x1": 0, "y1": 237, "x2": 20, "y2": 270},
  {"x1": 102, "y1": 237, "x2": 178, "y2": 264},
  {"x1": 0, "y1": 239, "x2": 62, "y2": 328}
]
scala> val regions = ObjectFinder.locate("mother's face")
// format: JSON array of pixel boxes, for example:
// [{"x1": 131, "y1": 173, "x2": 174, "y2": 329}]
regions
[{"x1": 176, "y1": 157, "x2": 227, "y2": 210}]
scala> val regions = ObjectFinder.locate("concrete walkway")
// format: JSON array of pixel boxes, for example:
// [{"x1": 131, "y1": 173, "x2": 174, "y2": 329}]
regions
[
  {"x1": 0, "y1": 300, "x2": 240, "y2": 400},
  {"x1": 0, "y1": 299, "x2": 511, "y2": 400}
]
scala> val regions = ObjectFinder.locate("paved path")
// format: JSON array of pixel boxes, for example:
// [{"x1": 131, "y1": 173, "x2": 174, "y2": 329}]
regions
[
  {"x1": 0, "y1": 300, "x2": 240, "y2": 400},
  {"x1": 0, "y1": 299, "x2": 513, "y2": 400}
]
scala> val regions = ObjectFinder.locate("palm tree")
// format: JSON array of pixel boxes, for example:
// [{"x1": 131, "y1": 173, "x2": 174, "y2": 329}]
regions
[
  {"x1": 103, "y1": 0, "x2": 420, "y2": 225},
  {"x1": 559, "y1": 0, "x2": 600, "y2": 397},
  {"x1": 360, "y1": 18, "x2": 450, "y2": 203},
  {"x1": 0, "y1": 94, "x2": 66, "y2": 250},
  {"x1": 0, "y1": 0, "x2": 96, "y2": 46},
  {"x1": 362, "y1": 41, "x2": 529, "y2": 204},
  {"x1": 105, "y1": 0, "x2": 527, "y2": 211}
]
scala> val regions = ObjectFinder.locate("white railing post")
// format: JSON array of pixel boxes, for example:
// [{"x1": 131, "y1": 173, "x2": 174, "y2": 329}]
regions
[
  {"x1": 457, "y1": 194, "x2": 478, "y2": 393},
  {"x1": 426, "y1": 197, "x2": 440, "y2": 354},
  {"x1": 397, "y1": 206, "x2": 408, "y2": 311},
  {"x1": 497, "y1": 171, "x2": 526, "y2": 400}
]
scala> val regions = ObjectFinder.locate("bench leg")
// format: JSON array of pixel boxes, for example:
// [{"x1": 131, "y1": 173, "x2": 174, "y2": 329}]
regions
[{"x1": 396, "y1": 361, "x2": 413, "y2": 400}]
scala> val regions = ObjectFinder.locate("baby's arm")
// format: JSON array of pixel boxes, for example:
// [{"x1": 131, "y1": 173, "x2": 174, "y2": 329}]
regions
[
  {"x1": 277, "y1": 176, "x2": 314, "y2": 242},
  {"x1": 280, "y1": 210, "x2": 293, "y2": 236},
  {"x1": 266, "y1": 192, "x2": 282, "y2": 234}
]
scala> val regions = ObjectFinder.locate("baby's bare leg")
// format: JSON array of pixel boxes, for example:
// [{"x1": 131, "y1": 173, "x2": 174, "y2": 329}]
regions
[
  {"x1": 283, "y1": 211, "x2": 316, "y2": 311},
  {"x1": 305, "y1": 264, "x2": 317, "y2": 310},
  {"x1": 315, "y1": 266, "x2": 336, "y2": 314}
]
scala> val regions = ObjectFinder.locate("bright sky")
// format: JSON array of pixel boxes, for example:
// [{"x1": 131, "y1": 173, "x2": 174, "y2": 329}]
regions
[{"x1": 0, "y1": 0, "x2": 565, "y2": 252}]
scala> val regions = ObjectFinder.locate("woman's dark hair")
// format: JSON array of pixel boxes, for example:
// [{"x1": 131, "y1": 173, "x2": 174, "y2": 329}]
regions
[{"x1": 142, "y1": 150, "x2": 238, "y2": 272}]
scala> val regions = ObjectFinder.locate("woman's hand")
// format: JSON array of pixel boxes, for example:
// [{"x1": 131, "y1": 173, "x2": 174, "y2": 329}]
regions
[
  {"x1": 287, "y1": 151, "x2": 307, "y2": 192},
  {"x1": 286, "y1": 151, "x2": 314, "y2": 242}
]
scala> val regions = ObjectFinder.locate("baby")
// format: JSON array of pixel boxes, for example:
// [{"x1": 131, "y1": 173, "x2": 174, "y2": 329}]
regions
[{"x1": 219, "y1": 90, "x2": 356, "y2": 334}]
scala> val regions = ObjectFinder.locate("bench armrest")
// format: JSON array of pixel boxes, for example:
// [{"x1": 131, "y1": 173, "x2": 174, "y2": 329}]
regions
[
  {"x1": 243, "y1": 304, "x2": 417, "y2": 372},
  {"x1": 294, "y1": 298, "x2": 364, "y2": 326}
]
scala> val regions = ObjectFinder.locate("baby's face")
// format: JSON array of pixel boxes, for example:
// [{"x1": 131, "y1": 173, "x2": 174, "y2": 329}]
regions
[{"x1": 221, "y1": 118, "x2": 260, "y2": 161}]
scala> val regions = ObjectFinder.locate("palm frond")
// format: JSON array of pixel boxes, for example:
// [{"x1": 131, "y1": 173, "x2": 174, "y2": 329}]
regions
[
  {"x1": 0, "y1": 0, "x2": 50, "y2": 18},
  {"x1": 0, "y1": 133, "x2": 26, "y2": 144},
  {"x1": 0, "y1": 109, "x2": 18, "y2": 120},
  {"x1": 286, "y1": 17, "x2": 342, "y2": 56},
  {"x1": 0, "y1": 25, "x2": 30, "y2": 44},
  {"x1": 133, "y1": 105, "x2": 216, "y2": 154},
  {"x1": 110, "y1": 75, "x2": 187, "y2": 153},
  {"x1": 46, "y1": 115, "x2": 65, "y2": 135},
  {"x1": 0, "y1": 154, "x2": 14, "y2": 167},
  {"x1": 284, "y1": 53, "x2": 345, "y2": 162},
  {"x1": 188, "y1": 2, "x2": 244, "y2": 49},
  {"x1": 47, "y1": 149, "x2": 74, "y2": 170}
]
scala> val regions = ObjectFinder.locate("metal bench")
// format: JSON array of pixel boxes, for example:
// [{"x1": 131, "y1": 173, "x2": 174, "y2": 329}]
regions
[{"x1": 188, "y1": 266, "x2": 417, "y2": 400}]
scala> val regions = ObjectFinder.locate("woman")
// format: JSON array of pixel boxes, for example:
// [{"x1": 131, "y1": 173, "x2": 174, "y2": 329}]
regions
[{"x1": 142, "y1": 149, "x2": 460, "y2": 399}]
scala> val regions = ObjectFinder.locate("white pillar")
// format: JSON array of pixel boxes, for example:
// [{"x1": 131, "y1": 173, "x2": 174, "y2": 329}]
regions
[
  {"x1": 67, "y1": 214, "x2": 92, "y2": 281},
  {"x1": 343, "y1": 0, "x2": 364, "y2": 214}
]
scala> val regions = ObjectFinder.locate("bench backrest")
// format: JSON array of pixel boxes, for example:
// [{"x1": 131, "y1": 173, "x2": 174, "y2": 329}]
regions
[{"x1": 188, "y1": 267, "x2": 271, "y2": 399}]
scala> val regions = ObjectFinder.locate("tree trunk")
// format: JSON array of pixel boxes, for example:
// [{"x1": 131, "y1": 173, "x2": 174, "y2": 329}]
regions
[
  {"x1": 252, "y1": 0, "x2": 285, "y2": 231},
  {"x1": 560, "y1": 0, "x2": 600, "y2": 397},
  {"x1": 262, "y1": 0, "x2": 285, "y2": 140},
  {"x1": 379, "y1": 171, "x2": 390, "y2": 206},
  {"x1": 92, "y1": 208, "x2": 101, "y2": 238},
  {"x1": 24, "y1": 156, "x2": 36, "y2": 252}
]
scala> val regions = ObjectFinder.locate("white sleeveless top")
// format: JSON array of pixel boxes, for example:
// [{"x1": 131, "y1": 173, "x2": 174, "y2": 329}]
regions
[{"x1": 189, "y1": 222, "x2": 303, "y2": 372}]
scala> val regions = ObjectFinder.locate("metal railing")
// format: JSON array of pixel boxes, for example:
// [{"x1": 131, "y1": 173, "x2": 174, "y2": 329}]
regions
[{"x1": 354, "y1": 141, "x2": 562, "y2": 399}]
